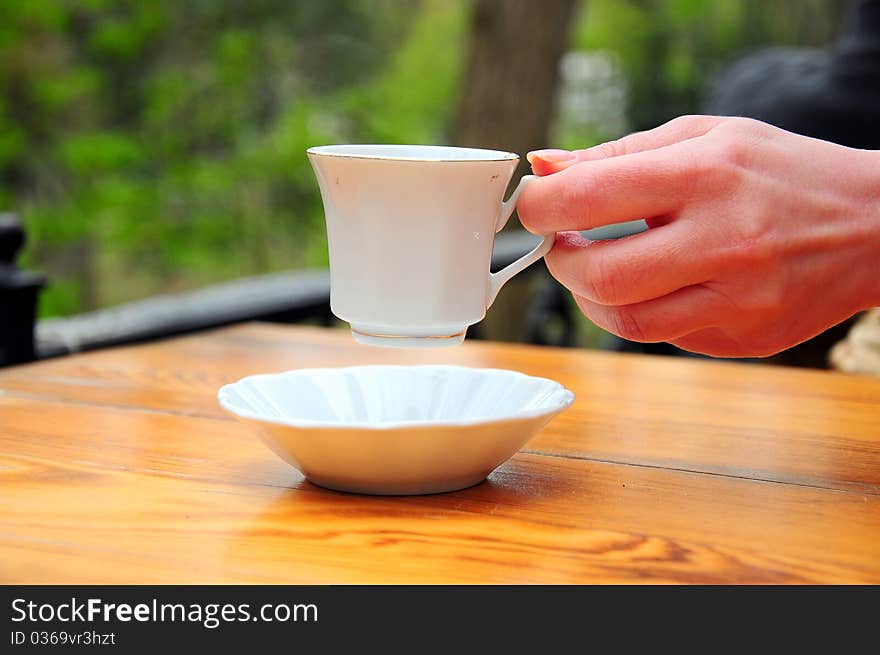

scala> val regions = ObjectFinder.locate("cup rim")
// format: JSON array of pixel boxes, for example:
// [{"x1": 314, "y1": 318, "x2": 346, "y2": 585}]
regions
[{"x1": 306, "y1": 144, "x2": 520, "y2": 162}]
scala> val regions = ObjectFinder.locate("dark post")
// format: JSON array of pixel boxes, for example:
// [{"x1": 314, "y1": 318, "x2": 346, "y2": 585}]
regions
[{"x1": 0, "y1": 213, "x2": 46, "y2": 366}]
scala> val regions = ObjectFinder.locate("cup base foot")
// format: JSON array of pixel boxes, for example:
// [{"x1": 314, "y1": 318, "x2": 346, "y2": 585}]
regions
[
  {"x1": 306, "y1": 474, "x2": 487, "y2": 495},
  {"x1": 350, "y1": 327, "x2": 466, "y2": 349}
]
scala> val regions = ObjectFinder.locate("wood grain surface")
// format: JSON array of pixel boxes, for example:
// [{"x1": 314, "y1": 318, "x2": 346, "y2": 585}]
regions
[{"x1": 1, "y1": 323, "x2": 878, "y2": 583}]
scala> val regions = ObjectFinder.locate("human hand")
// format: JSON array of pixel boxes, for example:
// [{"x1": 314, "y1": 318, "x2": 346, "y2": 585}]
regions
[{"x1": 518, "y1": 115, "x2": 880, "y2": 357}]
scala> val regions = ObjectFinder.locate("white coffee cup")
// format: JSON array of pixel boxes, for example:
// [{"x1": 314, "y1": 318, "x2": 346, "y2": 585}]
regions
[{"x1": 307, "y1": 144, "x2": 553, "y2": 348}]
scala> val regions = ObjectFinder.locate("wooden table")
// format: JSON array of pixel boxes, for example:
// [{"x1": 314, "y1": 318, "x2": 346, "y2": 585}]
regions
[{"x1": 1, "y1": 323, "x2": 879, "y2": 583}]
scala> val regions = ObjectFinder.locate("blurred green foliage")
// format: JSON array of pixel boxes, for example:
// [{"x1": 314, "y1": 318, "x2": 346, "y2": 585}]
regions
[{"x1": 0, "y1": 0, "x2": 843, "y2": 317}]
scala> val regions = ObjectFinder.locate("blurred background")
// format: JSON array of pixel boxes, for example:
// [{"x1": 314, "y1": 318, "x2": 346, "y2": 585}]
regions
[{"x1": 1, "y1": 0, "x2": 865, "y2": 365}]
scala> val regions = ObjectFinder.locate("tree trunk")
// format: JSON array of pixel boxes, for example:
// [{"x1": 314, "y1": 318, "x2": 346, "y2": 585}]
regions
[
  {"x1": 454, "y1": 0, "x2": 578, "y2": 342},
  {"x1": 454, "y1": 0, "x2": 578, "y2": 180}
]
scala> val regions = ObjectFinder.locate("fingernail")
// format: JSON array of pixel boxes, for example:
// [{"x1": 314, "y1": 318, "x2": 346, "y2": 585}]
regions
[{"x1": 527, "y1": 149, "x2": 577, "y2": 164}]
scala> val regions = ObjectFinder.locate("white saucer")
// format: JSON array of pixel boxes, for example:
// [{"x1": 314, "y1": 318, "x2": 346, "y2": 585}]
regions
[{"x1": 218, "y1": 365, "x2": 574, "y2": 495}]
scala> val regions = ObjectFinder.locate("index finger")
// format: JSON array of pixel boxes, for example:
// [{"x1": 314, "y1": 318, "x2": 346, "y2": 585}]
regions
[
  {"x1": 527, "y1": 114, "x2": 725, "y2": 176},
  {"x1": 517, "y1": 140, "x2": 699, "y2": 234}
]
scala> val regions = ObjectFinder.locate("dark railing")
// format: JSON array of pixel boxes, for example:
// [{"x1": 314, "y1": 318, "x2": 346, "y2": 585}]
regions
[
  {"x1": 36, "y1": 268, "x2": 335, "y2": 359},
  {"x1": 0, "y1": 214, "x2": 46, "y2": 367}
]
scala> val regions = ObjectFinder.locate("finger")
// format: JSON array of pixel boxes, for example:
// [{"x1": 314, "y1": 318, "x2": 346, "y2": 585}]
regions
[
  {"x1": 527, "y1": 115, "x2": 726, "y2": 175},
  {"x1": 518, "y1": 140, "x2": 698, "y2": 234},
  {"x1": 546, "y1": 225, "x2": 712, "y2": 306},
  {"x1": 573, "y1": 284, "x2": 732, "y2": 343}
]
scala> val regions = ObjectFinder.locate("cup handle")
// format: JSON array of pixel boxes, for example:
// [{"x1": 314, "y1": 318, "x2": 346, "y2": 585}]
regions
[{"x1": 487, "y1": 174, "x2": 554, "y2": 308}]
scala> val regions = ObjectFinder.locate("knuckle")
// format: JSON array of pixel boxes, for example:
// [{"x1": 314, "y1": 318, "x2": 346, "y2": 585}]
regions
[
  {"x1": 711, "y1": 136, "x2": 752, "y2": 171},
  {"x1": 583, "y1": 251, "x2": 623, "y2": 305},
  {"x1": 671, "y1": 148, "x2": 710, "y2": 201},
  {"x1": 745, "y1": 279, "x2": 786, "y2": 314},
  {"x1": 559, "y1": 168, "x2": 592, "y2": 226},
  {"x1": 590, "y1": 139, "x2": 626, "y2": 159},
  {"x1": 609, "y1": 306, "x2": 650, "y2": 342},
  {"x1": 738, "y1": 215, "x2": 775, "y2": 256},
  {"x1": 716, "y1": 115, "x2": 766, "y2": 136},
  {"x1": 735, "y1": 116, "x2": 773, "y2": 136},
  {"x1": 667, "y1": 114, "x2": 704, "y2": 132},
  {"x1": 689, "y1": 138, "x2": 749, "y2": 197},
  {"x1": 707, "y1": 117, "x2": 774, "y2": 170},
  {"x1": 728, "y1": 207, "x2": 778, "y2": 266}
]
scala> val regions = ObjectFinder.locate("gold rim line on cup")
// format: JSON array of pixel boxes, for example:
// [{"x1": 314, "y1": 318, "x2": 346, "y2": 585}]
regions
[{"x1": 306, "y1": 146, "x2": 520, "y2": 163}]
